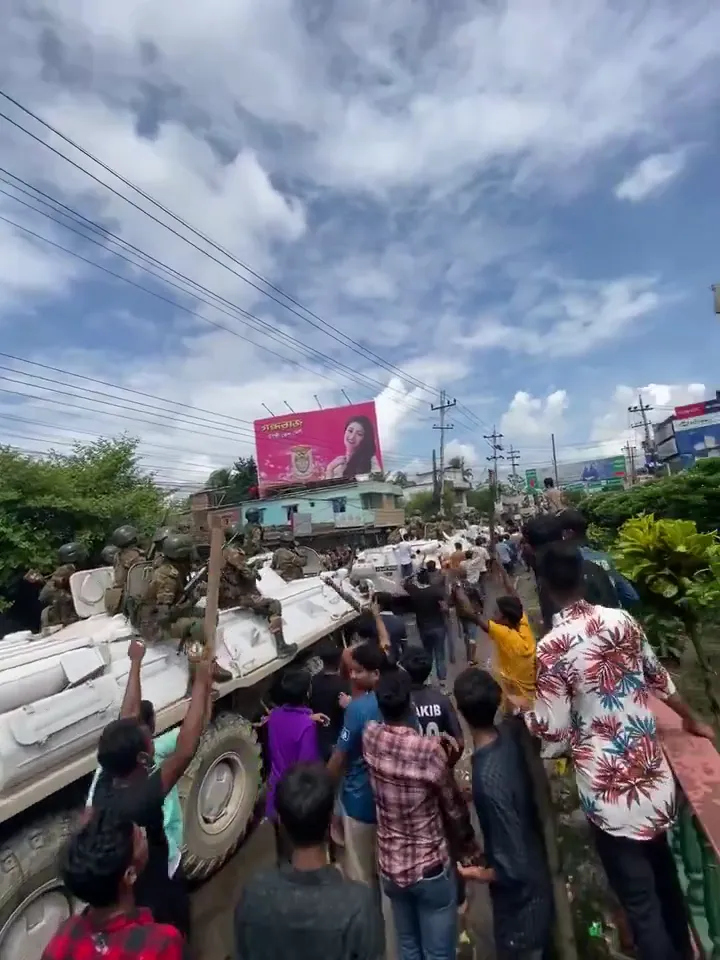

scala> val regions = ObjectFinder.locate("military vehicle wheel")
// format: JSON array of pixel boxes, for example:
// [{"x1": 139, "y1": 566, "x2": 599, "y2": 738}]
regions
[
  {"x1": 0, "y1": 811, "x2": 78, "y2": 960},
  {"x1": 179, "y1": 713, "x2": 262, "y2": 881}
]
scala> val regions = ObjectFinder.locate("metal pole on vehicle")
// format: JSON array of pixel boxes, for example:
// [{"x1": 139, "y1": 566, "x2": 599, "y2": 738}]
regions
[{"x1": 204, "y1": 515, "x2": 224, "y2": 657}]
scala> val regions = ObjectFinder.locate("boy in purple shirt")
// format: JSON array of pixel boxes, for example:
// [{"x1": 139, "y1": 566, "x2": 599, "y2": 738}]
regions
[{"x1": 266, "y1": 668, "x2": 322, "y2": 861}]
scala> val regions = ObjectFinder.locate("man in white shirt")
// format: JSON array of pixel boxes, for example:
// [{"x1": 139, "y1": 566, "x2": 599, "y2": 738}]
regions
[{"x1": 394, "y1": 536, "x2": 414, "y2": 578}]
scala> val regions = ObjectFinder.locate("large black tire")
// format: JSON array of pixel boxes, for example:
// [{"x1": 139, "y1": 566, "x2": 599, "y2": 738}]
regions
[
  {"x1": 178, "y1": 713, "x2": 262, "y2": 882},
  {"x1": 0, "y1": 810, "x2": 77, "y2": 960}
]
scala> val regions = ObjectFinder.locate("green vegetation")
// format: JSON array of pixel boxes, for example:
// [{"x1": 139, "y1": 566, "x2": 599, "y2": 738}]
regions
[
  {"x1": 612, "y1": 514, "x2": 720, "y2": 724},
  {"x1": 204, "y1": 456, "x2": 259, "y2": 505},
  {"x1": 580, "y1": 459, "x2": 720, "y2": 540},
  {"x1": 0, "y1": 438, "x2": 166, "y2": 610},
  {"x1": 403, "y1": 486, "x2": 456, "y2": 519}
]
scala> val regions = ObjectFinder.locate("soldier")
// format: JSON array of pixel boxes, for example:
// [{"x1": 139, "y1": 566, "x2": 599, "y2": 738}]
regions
[
  {"x1": 271, "y1": 532, "x2": 305, "y2": 582},
  {"x1": 242, "y1": 521, "x2": 264, "y2": 559},
  {"x1": 387, "y1": 527, "x2": 403, "y2": 545},
  {"x1": 149, "y1": 526, "x2": 173, "y2": 567},
  {"x1": 219, "y1": 541, "x2": 297, "y2": 658},
  {"x1": 133, "y1": 532, "x2": 232, "y2": 683},
  {"x1": 104, "y1": 525, "x2": 145, "y2": 616},
  {"x1": 100, "y1": 544, "x2": 119, "y2": 566},
  {"x1": 39, "y1": 542, "x2": 87, "y2": 632},
  {"x1": 407, "y1": 513, "x2": 424, "y2": 540}
]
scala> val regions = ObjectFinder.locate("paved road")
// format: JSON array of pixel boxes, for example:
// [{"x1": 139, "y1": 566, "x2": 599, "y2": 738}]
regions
[{"x1": 189, "y1": 571, "x2": 519, "y2": 959}]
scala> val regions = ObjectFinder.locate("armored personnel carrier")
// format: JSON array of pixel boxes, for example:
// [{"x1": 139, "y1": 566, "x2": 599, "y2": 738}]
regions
[
  {"x1": 0, "y1": 554, "x2": 363, "y2": 960},
  {"x1": 350, "y1": 530, "x2": 476, "y2": 596}
]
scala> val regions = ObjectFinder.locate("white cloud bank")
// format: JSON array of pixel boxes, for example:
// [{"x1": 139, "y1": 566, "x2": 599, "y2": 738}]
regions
[{"x1": 0, "y1": 1, "x2": 717, "y2": 483}]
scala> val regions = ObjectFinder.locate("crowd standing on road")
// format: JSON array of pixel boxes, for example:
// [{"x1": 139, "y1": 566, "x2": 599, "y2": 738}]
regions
[{"x1": 39, "y1": 504, "x2": 716, "y2": 960}]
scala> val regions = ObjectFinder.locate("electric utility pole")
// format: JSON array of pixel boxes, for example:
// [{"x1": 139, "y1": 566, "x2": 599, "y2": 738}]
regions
[
  {"x1": 628, "y1": 393, "x2": 655, "y2": 454},
  {"x1": 507, "y1": 445, "x2": 521, "y2": 479},
  {"x1": 431, "y1": 390, "x2": 456, "y2": 517},
  {"x1": 484, "y1": 426, "x2": 504, "y2": 545}
]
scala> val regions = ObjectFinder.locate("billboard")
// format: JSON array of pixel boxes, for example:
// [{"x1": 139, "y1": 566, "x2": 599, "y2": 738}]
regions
[
  {"x1": 527, "y1": 456, "x2": 626, "y2": 492},
  {"x1": 254, "y1": 401, "x2": 383, "y2": 495}
]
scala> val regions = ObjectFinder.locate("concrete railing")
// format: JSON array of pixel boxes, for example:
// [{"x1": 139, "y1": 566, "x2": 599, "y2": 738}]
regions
[{"x1": 655, "y1": 698, "x2": 720, "y2": 958}]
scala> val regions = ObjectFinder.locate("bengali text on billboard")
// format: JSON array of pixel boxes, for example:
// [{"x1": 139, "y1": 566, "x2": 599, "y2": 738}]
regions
[{"x1": 254, "y1": 401, "x2": 383, "y2": 495}]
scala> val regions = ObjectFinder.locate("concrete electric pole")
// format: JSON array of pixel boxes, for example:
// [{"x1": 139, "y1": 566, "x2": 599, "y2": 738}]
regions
[
  {"x1": 628, "y1": 393, "x2": 655, "y2": 455},
  {"x1": 484, "y1": 427, "x2": 504, "y2": 545},
  {"x1": 431, "y1": 390, "x2": 456, "y2": 517}
]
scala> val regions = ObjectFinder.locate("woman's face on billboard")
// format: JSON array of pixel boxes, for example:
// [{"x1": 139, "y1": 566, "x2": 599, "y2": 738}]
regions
[{"x1": 344, "y1": 419, "x2": 365, "y2": 453}]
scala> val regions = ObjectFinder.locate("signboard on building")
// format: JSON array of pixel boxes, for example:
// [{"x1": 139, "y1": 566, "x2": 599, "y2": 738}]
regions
[
  {"x1": 672, "y1": 398, "x2": 720, "y2": 465},
  {"x1": 254, "y1": 401, "x2": 383, "y2": 496}
]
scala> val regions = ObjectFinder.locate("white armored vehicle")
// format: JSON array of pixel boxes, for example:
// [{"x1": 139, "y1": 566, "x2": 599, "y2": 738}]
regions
[
  {"x1": 0, "y1": 555, "x2": 363, "y2": 960},
  {"x1": 350, "y1": 531, "x2": 476, "y2": 596}
]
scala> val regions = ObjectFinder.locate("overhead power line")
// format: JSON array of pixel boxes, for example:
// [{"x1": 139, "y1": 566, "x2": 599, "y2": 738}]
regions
[
  {"x1": 0, "y1": 187, "x2": 475, "y2": 433},
  {"x1": 0, "y1": 91, "x2": 459, "y2": 406}
]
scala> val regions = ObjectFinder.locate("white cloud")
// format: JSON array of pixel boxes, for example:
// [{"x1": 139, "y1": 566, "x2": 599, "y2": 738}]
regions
[
  {"x1": 459, "y1": 275, "x2": 671, "y2": 359},
  {"x1": 500, "y1": 390, "x2": 569, "y2": 441},
  {"x1": 614, "y1": 150, "x2": 687, "y2": 202}
]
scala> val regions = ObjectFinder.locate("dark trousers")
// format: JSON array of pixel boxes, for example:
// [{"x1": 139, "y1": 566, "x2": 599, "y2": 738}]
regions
[
  {"x1": 419, "y1": 624, "x2": 447, "y2": 682},
  {"x1": 592, "y1": 826, "x2": 692, "y2": 960}
]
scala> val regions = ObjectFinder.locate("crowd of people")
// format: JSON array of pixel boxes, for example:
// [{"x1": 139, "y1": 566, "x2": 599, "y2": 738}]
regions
[{"x1": 39, "y1": 503, "x2": 715, "y2": 960}]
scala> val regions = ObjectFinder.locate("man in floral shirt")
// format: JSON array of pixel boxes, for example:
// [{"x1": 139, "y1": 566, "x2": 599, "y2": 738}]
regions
[{"x1": 521, "y1": 542, "x2": 712, "y2": 960}]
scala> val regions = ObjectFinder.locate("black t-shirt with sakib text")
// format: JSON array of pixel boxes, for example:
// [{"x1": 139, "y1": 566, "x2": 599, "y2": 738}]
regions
[{"x1": 410, "y1": 685, "x2": 463, "y2": 741}]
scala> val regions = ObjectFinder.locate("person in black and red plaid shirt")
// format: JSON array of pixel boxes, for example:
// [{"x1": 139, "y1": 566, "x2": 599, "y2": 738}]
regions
[{"x1": 41, "y1": 807, "x2": 188, "y2": 960}]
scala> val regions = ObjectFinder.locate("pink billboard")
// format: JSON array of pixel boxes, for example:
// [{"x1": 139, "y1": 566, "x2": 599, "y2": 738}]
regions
[{"x1": 254, "y1": 401, "x2": 383, "y2": 494}]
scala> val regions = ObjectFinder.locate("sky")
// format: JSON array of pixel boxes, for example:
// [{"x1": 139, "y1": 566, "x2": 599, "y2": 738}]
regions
[{"x1": 0, "y1": 0, "x2": 719, "y2": 491}]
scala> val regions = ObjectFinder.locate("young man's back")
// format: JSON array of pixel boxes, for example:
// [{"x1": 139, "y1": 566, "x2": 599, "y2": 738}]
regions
[
  {"x1": 234, "y1": 864, "x2": 381, "y2": 960},
  {"x1": 471, "y1": 722, "x2": 551, "y2": 956}
]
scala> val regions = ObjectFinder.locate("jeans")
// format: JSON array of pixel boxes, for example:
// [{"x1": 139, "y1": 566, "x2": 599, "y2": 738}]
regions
[
  {"x1": 382, "y1": 864, "x2": 457, "y2": 960},
  {"x1": 592, "y1": 826, "x2": 692, "y2": 960},
  {"x1": 458, "y1": 618, "x2": 477, "y2": 662},
  {"x1": 419, "y1": 624, "x2": 447, "y2": 682},
  {"x1": 446, "y1": 615, "x2": 456, "y2": 665}
]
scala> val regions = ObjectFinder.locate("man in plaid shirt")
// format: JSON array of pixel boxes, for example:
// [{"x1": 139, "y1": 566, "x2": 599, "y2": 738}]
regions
[
  {"x1": 42, "y1": 809, "x2": 187, "y2": 960},
  {"x1": 363, "y1": 670, "x2": 479, "y2": 960}
]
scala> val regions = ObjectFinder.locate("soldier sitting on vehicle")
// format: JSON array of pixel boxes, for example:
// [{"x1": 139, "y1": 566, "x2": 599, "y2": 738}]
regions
[
  {"x1": 271, "y1": 532, "x2": 305, "y2": 582},
  {"x1": 104, "y1": 525, "x2": 146, "y2": 616},
  {"x1": 132, "y1": 532, "x2": 232, "y2": 684},
  {"x1": 99, "y1": 544, "x2": 119, "y2": 567},
  {"x1": 150, "y1": 526, "x2": 174, "y2": 567},
  {"x1": 241, "y1": 521, "x2": 264, "y2": 559},
  {"x1": 219, "y1": 536, "x2": 297, "y2": 659},
  {"x1": 39, "y1": 542, "x2": 88, "y2": 632}
]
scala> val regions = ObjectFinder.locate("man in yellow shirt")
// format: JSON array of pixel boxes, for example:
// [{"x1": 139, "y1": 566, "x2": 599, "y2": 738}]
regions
[{"x1": 453, "y1": 571, "x2": 536, "y2": 704}]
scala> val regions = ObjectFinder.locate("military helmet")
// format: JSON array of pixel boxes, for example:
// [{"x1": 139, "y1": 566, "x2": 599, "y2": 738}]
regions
[
  {"x1": 224, "y1": 521, "x2": 243, "y2": 541},
  {"x1": 58, "y1": 541, "x2": 87, "y2": 565},
  {"x1": 100, "y1": 544, "x2": 119, "y2": 565},
  {"x1": 111, "y1": 525, "x2": 139, "y2": 548},
  {"x1": 162, "y1": 532, "x2": 194, "y2": 561},
  {"x1": 152, "y1": 526, "x2": 172, "y2": 545}
]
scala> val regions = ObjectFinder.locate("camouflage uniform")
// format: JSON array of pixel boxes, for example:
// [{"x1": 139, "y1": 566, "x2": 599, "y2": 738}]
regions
[
  {"x1": 387, "y1": 528, "x2": 403, "y2": 545},
  {"x1": 407, "y1": 514, "x2": 424, "y2": 539},
  {"x1": 271, "y1": 534, "x2": 305, "y2": 582},
  {"x1": 38, "y1": 542, "x2": 87, "y2": 632},
  {"x1": 104, "y1": 525, "x2": 145, "y2": 615},
  {"x1": 219, "y1": 546, "x2": 296, "y2": 658},
  {"x1": 242, "y1": 523, "x2": 264, "y2": 558},
  {"x1": 150, "y1": 526, "x2": 173, "y2": 569},
  {"x1": 134, "y1": 533, "x2": 232, "y2": 683}
]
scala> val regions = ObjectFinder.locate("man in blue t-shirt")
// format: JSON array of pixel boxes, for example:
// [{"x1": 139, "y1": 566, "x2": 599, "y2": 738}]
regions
[{"x1": 328, "y1": 642, "x2": 384, "y2": 885}]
